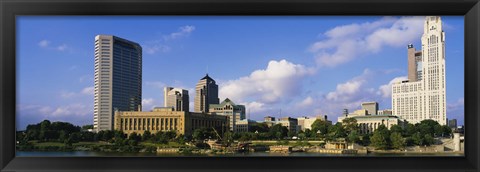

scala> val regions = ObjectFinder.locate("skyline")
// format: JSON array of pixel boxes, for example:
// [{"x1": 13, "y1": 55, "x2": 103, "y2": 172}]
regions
[{"x1": 17, "y1": 16, "x2": 465, "y2": 130}]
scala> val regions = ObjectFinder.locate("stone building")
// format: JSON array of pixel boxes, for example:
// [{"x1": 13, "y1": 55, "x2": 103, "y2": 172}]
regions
[{"x1": 114, "y1": 107, "x2": 227, "y2": 136}]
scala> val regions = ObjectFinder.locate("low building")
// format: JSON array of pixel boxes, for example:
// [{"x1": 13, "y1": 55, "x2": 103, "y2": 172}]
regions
[
  {"x1": 278, "y1": 117, "x2": 298, "y2": 133},
  {"x1": 338, "y1": 102, "x2": 407, "y2": 134},
  {"x1": 114, "y1": 107, "x2": 227, "y2": 136},
  {"x1": 209, "y1": 98, "x2": 246, "y2": 132},
  {"x1": 377, "y1": 109, "x2": 393, "y2": 115},
  {"x1": 297, "y1": 115, "x2": 332, "y2": 131},
  {"x1": 235, "y1": 119, "x2": 258, "y2": 133}
]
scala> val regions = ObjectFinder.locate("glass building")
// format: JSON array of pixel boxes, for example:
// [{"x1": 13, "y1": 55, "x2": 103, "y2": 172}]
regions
[{"x1": 93, "y1": 35, "x2": 142, "y2": 131}]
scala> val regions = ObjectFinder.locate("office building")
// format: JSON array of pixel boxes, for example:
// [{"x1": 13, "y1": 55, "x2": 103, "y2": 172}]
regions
[
  {"x1": 93, "y1": 35, "x2": 142, "y2": 131},
  {"x1": 392, "y1": 16, "x2": 447, "y2": 125},
  {"x1": 209, "y1": 98, "x2": 246, "y2": 132},
  {"x1": 164, "y1": 87, "x2": 189, "y2": 112},
  {"x1": 194, "y1": 74, "x2": 220, "y2": 113}
]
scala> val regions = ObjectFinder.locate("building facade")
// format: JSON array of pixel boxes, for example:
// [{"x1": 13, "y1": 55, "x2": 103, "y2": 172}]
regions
[
  {"x1": 93, "y1": 35, "x2": 142, "y2": 131},
  {"x1": 278, "y1": 117, "x2": 299, "y2": 133},
  {"x1": 194, "y1": 74, "x2": 220, "y2": 113},
  {"x1": 209, "y1": 98, "x2": 246, "y2": 132},
  {"x1": 235, "y1": 119, "x2": 257, "y2": 133},
  {"x1": 361, "y1": 102, "x2": 378, "y2": 115},
  {"x1": 164, "y1": 87, "x2": 189, "y2": 112},
  {"x1": 392, "y1": 16, "x2": 447, "y2": 125},
  {"x1": 297, "y1": 115, "x2": 332, "y2": 131},
  {"x1": 114, "y1": 107, "x2": 228, "y2": 136}
]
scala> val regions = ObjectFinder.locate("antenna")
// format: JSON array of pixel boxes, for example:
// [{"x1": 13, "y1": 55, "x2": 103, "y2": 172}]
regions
[{"x1": 206, "y1": 65, "x2": 209, "y2": 75}]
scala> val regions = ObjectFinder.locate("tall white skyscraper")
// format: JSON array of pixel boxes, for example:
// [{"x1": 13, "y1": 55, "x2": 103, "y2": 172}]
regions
[
  {"x1": 392, "y1": 16, "x2": 447, "y2": 125},
  {"x1": 93, "y1": 35, "x2": 142, "y2": 131}
]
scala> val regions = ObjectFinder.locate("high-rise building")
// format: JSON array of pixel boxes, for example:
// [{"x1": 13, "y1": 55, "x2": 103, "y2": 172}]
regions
[
  {"x1": 164, "y1": 87, "x2": 189, "y2": 112},
  {"x1": 392, "y1": 16, "x2": 447, "y2": 125},
  {"x1": 93, "y1": 35, "x2": 142, "y2": 131},
  {"x1": 361, "y1": 102, "x2": 379, "y2": 115},
  {"x1": 194, "y1": 74, "x2": 219, "y2": 113}
]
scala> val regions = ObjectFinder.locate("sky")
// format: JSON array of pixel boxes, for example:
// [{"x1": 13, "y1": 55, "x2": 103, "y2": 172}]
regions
[{"x1": 16, "y1": 16, "x2": 465, "y2": 130}]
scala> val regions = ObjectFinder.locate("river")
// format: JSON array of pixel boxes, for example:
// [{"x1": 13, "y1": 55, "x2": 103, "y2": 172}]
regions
[{"x1": 16, "y1": 151, "x2": 464, "y2": 157}]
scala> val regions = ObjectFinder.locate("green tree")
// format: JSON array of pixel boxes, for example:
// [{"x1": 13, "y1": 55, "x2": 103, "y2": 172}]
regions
[
  {"x1": 389, "y1": 125, "x2": 403, "y2": 135},
  {"x1": 326, "y1": 123, "x2": 346, "y2": 141},
  {"x1": 423, "y1": 134, "x2": 435, "y2": 146},
  {"x1": 370, "y1": 125, "x2": 390, "y2": 150},
  {"x1": 390, "y1": 132, "x2": 406, "y2": 150},
  {"x1": 371, "y1": 131, "x2": 388, "y2": 150},
  {"x1": 269, "y1": 124, "x2": 288, "y2": 140},
  {"x1": 342, "y1": 118, "x2": 359, "y2": 134},
  {"x1": 81, "y1": 125, "x2": 94, "y2": 130},
  {"x1": 250, "y1": 123, "x2": 269, "y2": 133},
  {"x1": 411, "y1": 132, "x2": 423, "y2": 145},
  {"x1": 404, "y1": 124, "x2": 417, "y2": 137},
  {"x1": 128, "y1": 132, "x2": 141, "y2": 142},
  {"x1": 346, "y1": 130, "x2": 360, "y2": 144},
  {"x1": 142, "y1": 131, "x2": 152, "y2": 141},
  {"x1": 287, "y1": 131, "x2": 296, "y2": 138},
  {"x1": 311, "y1": 119, "x2": 330, "y2": 136}
]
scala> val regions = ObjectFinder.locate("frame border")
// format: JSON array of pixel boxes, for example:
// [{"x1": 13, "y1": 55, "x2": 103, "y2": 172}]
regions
[{"x1": 1, "y1": 0, "x2": 479, "y2": 171}]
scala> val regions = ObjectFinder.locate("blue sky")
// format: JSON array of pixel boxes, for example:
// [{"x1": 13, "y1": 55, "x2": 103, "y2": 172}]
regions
[{"x1": 16, "y1": 16, "x2": 465, "y2": 130}]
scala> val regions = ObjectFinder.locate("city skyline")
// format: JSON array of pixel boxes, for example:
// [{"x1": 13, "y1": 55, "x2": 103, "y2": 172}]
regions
[{"x1": 17, "y1": 16, "x2": 464, "y2": 130}]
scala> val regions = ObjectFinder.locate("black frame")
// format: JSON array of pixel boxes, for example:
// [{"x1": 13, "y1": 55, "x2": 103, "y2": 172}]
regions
[{"x1": 1, "y1": 0, "x2": 479, "y2": 171}]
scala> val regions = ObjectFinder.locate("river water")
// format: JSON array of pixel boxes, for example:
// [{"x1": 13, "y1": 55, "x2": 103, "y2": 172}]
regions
[{"x1": 16, "y1": 151, "x2": 464, "y2": 157}]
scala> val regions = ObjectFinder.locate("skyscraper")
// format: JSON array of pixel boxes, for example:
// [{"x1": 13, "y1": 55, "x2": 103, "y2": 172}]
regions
[
  {"x1": 392, "y1": 16, "x2": 447, "y2": 125},
  {"x1": 194, "y1": 74, "x2": 219, "y2": 113},
  {"x1": 164, "y1": 87, "x2": 189, "y2": 112},
  {"x1": 93, "y1": 35, "x2": 142, "y2": 131}
]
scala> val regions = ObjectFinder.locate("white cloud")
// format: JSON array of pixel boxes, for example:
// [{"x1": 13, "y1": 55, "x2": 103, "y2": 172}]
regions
[
  {"x1": 141, "y1": 98, "x2": 162, "y2": 111},
  {"x1": 325, "y1": 69, "x2": 373, "y2": 102},
  {"x1": 309, "y1": 16, "x2": 424, "y2": 67},
  {"x1": 377, "y1": 76, "x2": 408, "y2": 98},
  {"x1": 219, "y1": 59, "x2": 315, "y2": 104},
  {"x1": 81, "y1": 86, "x2": 95, "y2": 95},
  {"x1": 38, "y1": 40, "x2": 50, "y2": 47},
  {"x1": 296, "y1": 96, "x2": 314, "y2": 107},
  {"x1": 56, "y1": 44, "x2": 68, "y2": 51},
  {"x1": 145, "y1": 44, "x2": 171, "y2": 54},
  {"x1": 447, "y1": 97, "x2": 464, "y2": 110},
  {"x1": 165, "y1": 25, "x2": 196, "y2": 40},
  {"x1": 19, "y1": 103, "x2": 92, "y2": 117},
  {"x1": 60, "y1": 91, "x2": 76, "y2": 98},
  {"x1": 144, "y1": 25, "x2": 196, "y2": 55},
  {"x1": 38, "y1": 39, "x2": 71, "y2": 52}
]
